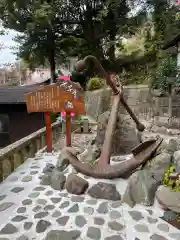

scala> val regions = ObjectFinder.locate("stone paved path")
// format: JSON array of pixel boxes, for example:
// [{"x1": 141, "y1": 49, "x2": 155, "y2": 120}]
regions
[{"x1": 0, "y1": 138, "x2": 180, "y2": 239}]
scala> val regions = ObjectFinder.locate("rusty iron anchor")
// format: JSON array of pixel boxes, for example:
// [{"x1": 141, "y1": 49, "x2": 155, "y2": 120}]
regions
[
  {"x1": 68, "y1": 56, "x2": 162, "y2": 179},
  {"x1": 67, "y1": 137, "x2": 162, "y2": 179}
]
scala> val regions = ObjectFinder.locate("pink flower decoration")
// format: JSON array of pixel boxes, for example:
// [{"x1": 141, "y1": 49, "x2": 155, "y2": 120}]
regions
[
  {"x1": 59, "y1": 75, "x2": 70, "y2": 81},
  {"x1": 61, "y1": 112, "x2": 66, "y2": 117},
  {"x1": 61, "y1": 112, "x2": 75, "y2": 117}
]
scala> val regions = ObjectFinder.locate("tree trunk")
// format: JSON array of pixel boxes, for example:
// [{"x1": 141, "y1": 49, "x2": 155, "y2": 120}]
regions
[
  {"x1": 84, "y1": 27, "x2": 104, "y2": 61},
  {"x1": 47, "y1": 28, "x2": 56, "y2": 83},
  {"x1": 82, "y1": 3, "x2": 104, "y2": 62},
  {"x1": 107, "y1": 31, "x2": 116, "y2": 63},
  {"x1": 106, "y1": 7, "x2": 117, "y2": 64},
  {"x1": 108, "y1": 44, "x2": 115, "y2": 63},
  {"x1": 49, "y1": 50, "x2": 56, "y2": 83}
]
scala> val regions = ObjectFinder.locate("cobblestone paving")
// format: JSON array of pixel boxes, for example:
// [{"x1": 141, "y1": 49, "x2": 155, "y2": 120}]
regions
[{"x1": 0, "y1": 135, "x2": 179, "y2": 239}]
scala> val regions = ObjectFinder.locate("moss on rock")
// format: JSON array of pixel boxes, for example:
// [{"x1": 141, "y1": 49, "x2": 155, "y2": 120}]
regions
[{"x1": 162, "y1": 162, "x2": 180, "y2": 192}]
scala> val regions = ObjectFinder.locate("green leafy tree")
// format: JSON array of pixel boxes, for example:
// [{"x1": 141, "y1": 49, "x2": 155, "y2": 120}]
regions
[
  {"x1": 114, "y1": 0, "x2": 180, "y2": 86},
  {"x1": 62, "y1": 0, "x2": 147, "y2": 71},
  {"x1": 151, "y1": 55, "x2": 178, "y2": 92},
  {"x1": 131, "y1": 0, "x2": 180, "y2": 50},
  {"x1": 0, "y1": 0, "x2": 71, "y2": 82},
  {"x1": 0, "y1": 0, "x2": 150, "y2": 77},
  {"x1": 2, "y1": 0, "x2": 178, "y2": 85},
  {"x1": 151, "y1": 54, "x2": 180, "y2": 119}
]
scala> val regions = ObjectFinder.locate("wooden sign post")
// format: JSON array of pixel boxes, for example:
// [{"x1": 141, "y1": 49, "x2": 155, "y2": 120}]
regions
[
  {"x1": 66, "y1": 112, "x2": 71, "y2": 146},
  {"x1": 44, "y1": 112, "x2": 52, "y2": 152},
  {"x1": 57, "y1": 79, "x2": 85, "y2": 147},
  {"x1": 25, "y1": 81, "x2": 85, "y2": 151}
]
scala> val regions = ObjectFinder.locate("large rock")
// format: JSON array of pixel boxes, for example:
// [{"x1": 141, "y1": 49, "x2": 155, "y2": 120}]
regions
[
  {"x1": 173, "y1": 150, "x2": 180, "y2": 172},
  {"x1": 157, "y1": 141, "x2": 169, "y2": 154},
  {"x1": 56, "y1": 147, "x2": 79, "y2": 171},
  {"x1": 44, "y1": 230, "x2": 81, "y2": 240},
  {"x1": 79, "y1": 143, "x2": 101, "y2": 162},
  {"x1": 122, "y1": 170, "x2": 159, "y2": 207},
  {"x1": 51, "y1": 170, "x2": 66, "y2": 190},
  {"x1": 169, "y1": 128, "x2": 180, "y2": 136},
  {"x1": 43, "y1": 163, "x2": 55, "y2": 176},
  {"x1": 95, "y1": 111, "x2": 140, "y2": 155},
  {"x1": 39, "y1": 163, "x2": 56, "y2": 186},
  {"x1": 40, "y1": 174, "x2": 51, "y2": 185},
  {"x1": 159, "y1": 139, "x2": 180, "y2": 155},
  {"x1": 144, "y1": 153, "x2": 171, "y2": 182},
  {"x1": 88, "y1": 182, "x2": 121, "y2": 201},
  {"x1": 65, "y1": 174, "x2": 89, "y2": 195},
  {"x1": 156, "y1": 185, "x2": 180, "y2": 213},
  {"x1": 151, "y1": 125, "x2": 168, "y2": 135}
]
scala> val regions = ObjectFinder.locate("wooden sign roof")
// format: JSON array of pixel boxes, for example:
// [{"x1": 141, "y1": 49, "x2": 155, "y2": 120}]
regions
[
  {"x1": 25, "y1": 82, "x2": 86, "y2": 114},
  {"x1": 57, "y1": 79, "x2": 85, "y2": 114},
  {"x1": 57, "y1": 79, "x2": 83, "y2": 99}
]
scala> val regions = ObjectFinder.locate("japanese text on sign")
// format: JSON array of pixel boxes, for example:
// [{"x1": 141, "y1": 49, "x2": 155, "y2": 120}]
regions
[
  {"x1": 25, "y1": 84, "x2": 72, "y2": 113},
  {"x1": 25, "y1": 82, "x2": 86, "y2": 115},
  {"x1": 57, "y1": 79, "x2": 83, "y2": 100}
]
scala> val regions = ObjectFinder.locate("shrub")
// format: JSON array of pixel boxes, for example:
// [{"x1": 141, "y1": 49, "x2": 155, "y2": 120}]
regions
[
  {"x1": 86, "y1": 77, "x2": 104, "y2": 91},
  {"x1": 151, "y1": 54, "x2": 180, "y2": 92},
  {"x1": 51, "y1": 112, "x2": 58, "y2": 122},
  {"x1": 162, "y1": 162, "x2": 180, "y2": 192}
]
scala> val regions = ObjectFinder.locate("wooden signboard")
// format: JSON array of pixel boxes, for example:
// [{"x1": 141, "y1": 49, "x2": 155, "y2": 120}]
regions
[
  {"x1": 56, "y1": 79, "x2": 86, "y2": 147},
  {"x1": 25, "y1": 81, "x2": 86, "y2": 151},
  {"x1": 25, "y1": 83, "x2": 86, "y2": 115},
  {"x1": 25, "y1": 84, "x2": 72, "y2": 113}
]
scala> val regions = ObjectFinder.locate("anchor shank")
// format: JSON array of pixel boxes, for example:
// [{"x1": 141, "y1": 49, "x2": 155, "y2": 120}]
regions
[
  {"x1": 74, "y1": 55, "x2": 145, "y2": 132},
  {"x1": 99, "y1": 94, "x2": 121, "y2": 166}
]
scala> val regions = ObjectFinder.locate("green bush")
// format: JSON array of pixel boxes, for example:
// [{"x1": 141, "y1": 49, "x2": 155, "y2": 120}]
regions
[
  {"x1": 86, "y1": 77, "x2": 104, "y2": 91},
  {"x1": 51, "y1": 112, "x2": 58, "y2": 122},
  {"x1": 162, "y1": 162, "x2": 180, "y2": 192},
  {"x1": 151, "y1": 54, "x2": 180, "y2": 92}
]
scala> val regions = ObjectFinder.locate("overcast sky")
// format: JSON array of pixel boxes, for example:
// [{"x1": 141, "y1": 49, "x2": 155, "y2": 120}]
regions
[{"x1": 0, "y1": 29, "x2": 17, "y2": 64}]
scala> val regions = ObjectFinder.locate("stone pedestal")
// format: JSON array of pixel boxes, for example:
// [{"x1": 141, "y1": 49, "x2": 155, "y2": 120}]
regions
[
  {"x1": 82, "y1": 120, "x2": 89, "y2": 133},
  {"x1": 62, "y1": 122, "x2": 66, "y2": 134},
  {"x1": 95, "y1": 111, "x2": 141, "y2": 156}
]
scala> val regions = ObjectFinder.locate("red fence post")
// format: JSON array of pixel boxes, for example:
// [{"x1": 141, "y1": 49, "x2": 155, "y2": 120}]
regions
[
  {"x1": 66, "y1": 112, "x2": 71, "y2": 146},
  {"x1": 45, "y1": 112, "x2": 52, "y2": 152}
]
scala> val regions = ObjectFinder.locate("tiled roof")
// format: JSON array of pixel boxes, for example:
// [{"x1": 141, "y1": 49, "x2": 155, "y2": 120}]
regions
[{"x1": 0, "y1": 85, "x2": 41, "y2": 104}]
